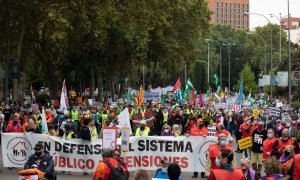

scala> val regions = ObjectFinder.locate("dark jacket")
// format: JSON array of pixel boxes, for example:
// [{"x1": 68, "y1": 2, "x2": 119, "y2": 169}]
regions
[{"x1": 24, "y1": 152, "x2": 55, "y2": 180}]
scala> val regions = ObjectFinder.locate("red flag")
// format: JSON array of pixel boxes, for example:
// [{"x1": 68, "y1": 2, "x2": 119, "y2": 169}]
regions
[
  {"x1": 189, "y1": 89, "x2": 196, "y2": 105},
  {"x1": 172, "y1": 78, "x2": 182, "y2": 92},
  {"x1": 199, "y1": 92, "x2": 203, "y2": 107}
]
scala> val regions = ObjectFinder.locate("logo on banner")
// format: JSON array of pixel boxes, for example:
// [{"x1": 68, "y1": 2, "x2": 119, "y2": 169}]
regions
[
  {"x1": 197, "y1": 140, "x2": 217, "y2": 167},
  {"x1": 6, "y1": 137, "x2": 32, "y2": 165}
]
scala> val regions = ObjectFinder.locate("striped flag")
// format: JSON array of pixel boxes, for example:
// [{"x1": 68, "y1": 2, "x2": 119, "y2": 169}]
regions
[
  {"x1": 41, "y1": 107, "x2": 48, "y2": 134},
  {"x1": 60, "y1": 79, "x2": 68, "y2": 113},
  {"x1": 137, "y1": 85, "x2": 144, "y2": 108}
]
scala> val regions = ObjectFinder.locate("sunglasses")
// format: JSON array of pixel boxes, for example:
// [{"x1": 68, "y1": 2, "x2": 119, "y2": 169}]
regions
[{"x1": 114, "y1": 154, "x2": 120, "y2": 157}]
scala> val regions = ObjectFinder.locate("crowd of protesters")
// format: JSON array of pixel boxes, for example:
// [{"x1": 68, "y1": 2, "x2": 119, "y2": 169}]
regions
[{"x1": 1, "y1": 96, "x2": 300, "y2": 180}]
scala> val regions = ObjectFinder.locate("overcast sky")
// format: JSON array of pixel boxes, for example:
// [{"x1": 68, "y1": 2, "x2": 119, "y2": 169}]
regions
[{"x1": 250, "y1": 0, "x2": 300, "y2": 29}]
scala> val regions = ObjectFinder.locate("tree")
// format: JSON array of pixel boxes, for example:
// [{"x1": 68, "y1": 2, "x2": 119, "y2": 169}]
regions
[
  {"x1": 235, "y1": 63, "x2": 259, "y2": 95},
  {"x1": 191, "y1": 61, "x2": 208, "y2": 93}
]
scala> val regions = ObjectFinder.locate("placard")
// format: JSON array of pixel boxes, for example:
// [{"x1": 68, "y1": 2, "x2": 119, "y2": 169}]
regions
[
  {"x1": 252, "y1": 109, "x2": 260, "y2": 117},
  {"x1": 102, "y1": 127, "x2": 117, "y2": 149},
  {"x1": 121, "y1": 127, "x2": 131, "y2": 152},
  {"x1": 238, "y1": 137, "x2": 252, "y2": 149}
]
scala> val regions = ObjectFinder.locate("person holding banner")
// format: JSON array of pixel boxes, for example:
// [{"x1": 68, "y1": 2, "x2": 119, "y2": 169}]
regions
[
  {"x1": 135, "y1": 120, "x2": 151, "y2": 137},
  {"x1": 208, "y1": 149, "x2": 244, "y2": 180},
  {"x1": 24, "y1": 143, "x2": 55, "y2": 180},
  {"x1": 189, "y1": 118, "x2": 208, "y2": 178},
  {"x1": 205, "y1": 134, "x2": 235, "y2": 178}
]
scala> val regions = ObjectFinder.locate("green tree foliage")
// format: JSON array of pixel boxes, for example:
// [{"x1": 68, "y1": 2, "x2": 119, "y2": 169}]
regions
[
  {"x1": 0, "y1": 0, "x2": 212, "y2": 98},
  {"x1": 236, "y1": 63, "x2": 259, "y2": 95},
  {"x1": 191, "y1": 61, "x2": 208, "y2": 93}
]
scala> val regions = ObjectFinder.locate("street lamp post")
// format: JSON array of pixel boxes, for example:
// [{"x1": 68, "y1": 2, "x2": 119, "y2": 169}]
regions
[
  {"x1": 247, "y1": 32, "x2": 267, "y2": 74},
  {"x1": 244, "y1": 12, "x2": 273, "y2": 99},
  {"x1": 288, "y1": 0, "x2": 291, "y2": 105},
  {"x1": 270, "y1": 13, "x2": 288, "y2": 63},
  {"x1": 222, "y1": 43, "x2": 235, "y2": 93}
]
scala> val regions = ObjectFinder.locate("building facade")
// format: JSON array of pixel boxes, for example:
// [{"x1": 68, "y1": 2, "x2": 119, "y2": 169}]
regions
[
  {"x1": 281, "y1": 17, "x2": 300, "y2": 30},
  {"x1": 208, "y1": 0, "x2": 249, "y2": 29}
]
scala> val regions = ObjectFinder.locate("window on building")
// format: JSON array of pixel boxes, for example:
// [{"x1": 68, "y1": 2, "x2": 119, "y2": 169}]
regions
[
  {"x1": 238, "y1": 4, "x2": 240, "y2": 8},
  {"x1": 228, "y1": 3, "x2": 230, "y2": 8},
  {"x1": 220, "y1": 2, "x2": 223, "y2": 7},
  {"x1": 292, "y1": 21, "x2": 299, "y2": 28},
  {"x1": 233, "y1": 3, "x2": 236, "y2": 8},
  {"x1": 216, "y1": 2, "x2": 218, "y2": 7}
]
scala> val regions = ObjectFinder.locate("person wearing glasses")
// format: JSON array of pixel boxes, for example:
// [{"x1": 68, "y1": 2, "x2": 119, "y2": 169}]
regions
[{"x1": 113, "y1": 149, "x2": 130, "y2": 177}]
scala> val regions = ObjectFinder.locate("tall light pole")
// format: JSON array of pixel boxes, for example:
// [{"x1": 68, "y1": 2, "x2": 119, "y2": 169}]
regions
[
  {"x1": 244, "y1": 12, "x2": 273, "y2": 99},
  {"x1": 206, "y1": 39, "x2": 222, "y2": 88},
  {"x1": 206, "y1": 39, "x2": 210, "y2": 84},
  {"x1": 247, "y1": 32, "x2": 267, "y2": 74},
  {"x1": 222, "y1": 43, "x2": 235, "y2": 93},
  {"x1": 288, "y1": 0, "x2": 291, "y2": 106},
  {"x1": 270, "y1": 13, "x2": 288, "y2": 63}
]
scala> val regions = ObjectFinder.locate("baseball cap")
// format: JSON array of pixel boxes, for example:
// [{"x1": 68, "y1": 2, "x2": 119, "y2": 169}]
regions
[{"x1": 33, "y1": 143, "x2": 43, "y2": 150}]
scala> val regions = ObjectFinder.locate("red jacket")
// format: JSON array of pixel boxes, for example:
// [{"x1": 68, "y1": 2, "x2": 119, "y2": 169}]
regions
[
  {"x1": 6, "y1": 120, "x2": 23, "y2": 133},
  {"x1": 190, "y1": 127, "x2": 208, "y2": 136},
  {"x1": 294, "y1": 154, "x2": 300, "y2": 179},
  {"x1": 209, "y1": 168, "x2": 244, "y2": 180},
  {"x1": 240, "y1": 123, "x2": 252, "y2": 138},
  {"x1": 93, "y1": 157, "x2": 128, "y2": 180},
  {"x1": 263, "y1": 137, "x2": 276, "y2": 159},
  {"x1": 208, "y1": 144, "x2": 234, "y2": 170}
]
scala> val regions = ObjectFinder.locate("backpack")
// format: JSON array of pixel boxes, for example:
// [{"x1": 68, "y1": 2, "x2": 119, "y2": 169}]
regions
[
  {"x1": 79, "y1": 126, "x2": 91, "y2": 141},
  {"x1": 104, "y1": 160, "x2": 129, "y2": 180}
]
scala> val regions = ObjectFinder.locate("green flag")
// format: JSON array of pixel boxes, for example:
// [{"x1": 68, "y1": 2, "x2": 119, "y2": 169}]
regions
[
  {"x1": 184, "y1": 78, "x2": 194, "y2": 100},
  {"x1": 212, "y1": 73, "x2": 219, "y2": 87},
  {"x1": 161, "y1": 93, "x2": 165, "y2": 105}
]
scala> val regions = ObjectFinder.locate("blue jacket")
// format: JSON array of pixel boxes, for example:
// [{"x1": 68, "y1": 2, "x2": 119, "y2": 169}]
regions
[
  {"x1": 24, "y1": 152, "x2": 55, "y2": 179},
  {"x1": 154, "y1": 169, "x2": 182, "y2": 180}
]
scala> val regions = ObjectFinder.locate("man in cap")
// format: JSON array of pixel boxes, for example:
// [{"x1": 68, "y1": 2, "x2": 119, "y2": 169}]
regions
[
  {"x1": 24, "y1": 143, "x2": 55, "y2": 180},
  {"x1": 135, "y1": 120, "x2": 151, "y2": 136}
]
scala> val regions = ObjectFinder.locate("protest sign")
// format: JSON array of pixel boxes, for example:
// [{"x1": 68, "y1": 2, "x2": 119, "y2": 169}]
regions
[
  {"x1": 1, "y1": 133, "x2": 217, "y2": 172},
  {"x1": 231, "y1": 104, "x2": 241, "y2": 112},
  {"x1": 252, "y1": 109, "x2": 260, "y2": 117},
  {"x1": 268, "y1": 107, "x2": 281, "y2": 117},
  {"x1": 121, "y1": 127, "x2": 131, "y2": 152},
  {"x1": 102, "y1": 127, "x2": 117, "y2": 149},
  {"x1": 144, "y1": 92, "x2": 160, "y2": 100},
  {"x1": 238, "y1": 137, "x2": 252, "y2": 150},
  {"x1": 208, "y1": 127, "x2": 217, "y2": 136}
]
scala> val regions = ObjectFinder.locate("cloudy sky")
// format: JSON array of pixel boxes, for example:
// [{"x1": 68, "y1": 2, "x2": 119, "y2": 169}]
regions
[{"x1": 250, "y1": 0, "x2": 300, "y2": 29}]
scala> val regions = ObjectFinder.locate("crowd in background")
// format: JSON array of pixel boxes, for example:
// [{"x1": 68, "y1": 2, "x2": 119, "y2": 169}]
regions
[{"x1": 1, "y1": 98, "x2": 300, "y2": 180}]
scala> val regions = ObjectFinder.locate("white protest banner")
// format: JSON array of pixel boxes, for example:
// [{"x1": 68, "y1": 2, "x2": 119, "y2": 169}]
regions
[
  {"x1": 102, "y1": 127, "x2": 117, "y2": 149},
  {"x1": 1, "y1": 133, "x2": 217, "y2": 173},
  {"x1": 263, "y1": 75, "x2": 270, "y2": 86}
]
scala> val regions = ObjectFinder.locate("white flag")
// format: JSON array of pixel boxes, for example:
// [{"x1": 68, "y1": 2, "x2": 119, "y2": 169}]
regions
[
  {"x1": 41, "y1": 107, "x2": 48, "y2": 134},
  {"x1": 60, "y1": 79, "x2": 68, "y2": 114},
  {"x1": 118, "y1": 108, "x2": 132, "y2": 135}
]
